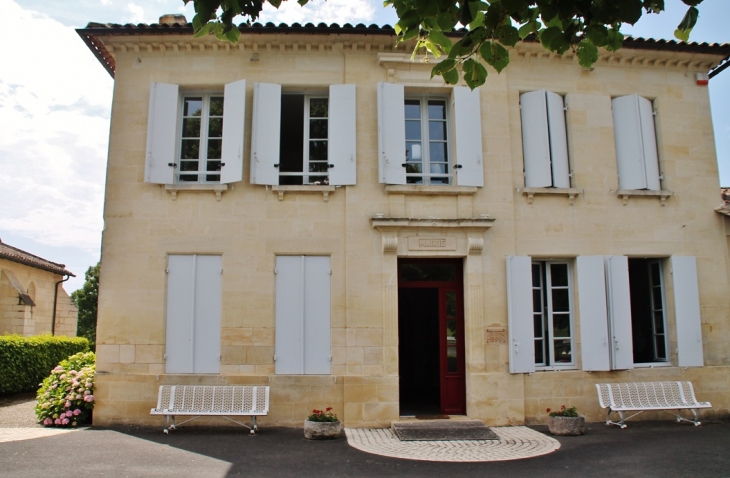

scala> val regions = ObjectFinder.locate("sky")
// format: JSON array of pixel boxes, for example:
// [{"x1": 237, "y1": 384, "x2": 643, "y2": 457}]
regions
[{"x1": 1, "y1": 0, "x2": 728, "y2": 293}]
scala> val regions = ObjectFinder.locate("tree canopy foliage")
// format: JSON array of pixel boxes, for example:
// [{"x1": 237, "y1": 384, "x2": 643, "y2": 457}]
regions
[
  {"x1": 71, "y1": 262, "x2": 99, "y2": 349},
  {"x1": 185, "y1": 0, "x2": 703, "y2": 88}
]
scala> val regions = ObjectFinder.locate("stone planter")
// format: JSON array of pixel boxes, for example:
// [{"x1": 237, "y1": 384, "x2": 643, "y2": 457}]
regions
[
  {"x1": 304, "y1": 420, "x2": 341, "y2": 440},
  {"x1": 547, "y1": 415, "x2": 585, "y2": 436}
]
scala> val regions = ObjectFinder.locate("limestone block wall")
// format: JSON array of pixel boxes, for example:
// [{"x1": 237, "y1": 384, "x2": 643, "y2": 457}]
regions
[
  {"x1": 0, "y1": 259, "x2": 77, "y2": 337},
  {"x1": 93, "y1": 29, "x2": 730, "y2": 427}
]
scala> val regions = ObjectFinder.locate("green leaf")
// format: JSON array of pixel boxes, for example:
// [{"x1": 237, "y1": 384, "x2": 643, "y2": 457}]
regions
[
  {"x1": 576, "y1": 39, "x2": 599, "y2": 69},
  {"x1": 619, "y1": 0, "x2": 643, "y2": 25},
  {"x1": 225, "y1": 25, "x2": 241, "y2": 43},
  {"x1": 675, "y1": 6, "x2": 699, "y2": 41},
  {"x1": 495, "y1": 25, "x2": 520, "y2": 47},
  {"x1": 585, "y1": 24, "x2": 609, "y2": 47},
  {"x1": 428, "y1": 29, "x2": 453, "y2": 54},
  {"x1": 298, "y1": 0, "x2": 309, "y2": 5},
  {"x1": 462, "y1": 58, "x2": 488, "y2": 89},
  {"x1": 269, "y1": 0, "x2": 282, "y2": 8},
  {"x1": 539, "y1": 26, "x2": 570, "y2": 54},
  {"x1": 480, "y1": 41, "x2": 510, "y2": 73},
  {"x1": 518, "y1": 20, "x2": 538, "y2": 39},
  {"x1": 431, "y1": 59, "x2": 457, "y2": 77},
  {"x1": 193, "y1": 21, "x2": 216, "y2": 38},
  {"x1": 442, "y1": 67, "x2": 460, "y2": 85},
  {"x1": 606, "y1": 29, "x2": 624, "y2": 52}
]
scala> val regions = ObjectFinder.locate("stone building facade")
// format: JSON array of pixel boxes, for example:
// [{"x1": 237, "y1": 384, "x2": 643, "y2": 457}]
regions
[
  {"x1": 0, "y1": 240, "x2": 77, "y2": 337},
  {"x1": 77, "y1": 17, "x2": 730, "y2": 427}
]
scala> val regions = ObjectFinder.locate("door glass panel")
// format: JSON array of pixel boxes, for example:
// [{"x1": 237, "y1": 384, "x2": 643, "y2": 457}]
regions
[
  {"x1": 400, "y1": 262, "x2": 457, "y2": 282},
  {"x1": 446, "y1": 291, "x2": 457, "y2": 373}
]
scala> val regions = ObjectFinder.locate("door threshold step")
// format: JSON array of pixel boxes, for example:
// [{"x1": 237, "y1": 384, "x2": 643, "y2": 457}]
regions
[{"x1": 391, "y1": 419, "x2": 498, "y2": 441}]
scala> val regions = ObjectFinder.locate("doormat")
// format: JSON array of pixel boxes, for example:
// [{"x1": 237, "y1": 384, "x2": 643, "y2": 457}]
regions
[
  {"x1": 415, "y1": 415, "x2": 450, "y2": 420},
  {"x1": 392, "y1": 420, "x2": 498, "y2": 441}
]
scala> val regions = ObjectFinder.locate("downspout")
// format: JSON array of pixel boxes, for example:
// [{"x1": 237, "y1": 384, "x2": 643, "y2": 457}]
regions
[{"x1": 52, "y1": 274, "x2": 71, "y2": 335}]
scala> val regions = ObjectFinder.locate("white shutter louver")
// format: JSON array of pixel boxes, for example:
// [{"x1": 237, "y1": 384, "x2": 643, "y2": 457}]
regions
[
  {"x1": 576, "y1": 256, "x2": 611, "y2": 371},
  {"x1": 192, "y1": 255, "x2": 222, "y2": 373},
  {"x1": 452, "y1": 86, "x2": 484, "y2": 187},
  {"x1": 165, "y1": 255, "x2": 195, "y2": 373},
  {"x1": 506, "y1": 256, "x2": 535, "y2": 373},
  {"x1": 275, "y1": 256, "x2": 304, "y2": 374},
  {"x1": 145, "y1": 83, "x2": 179, "y2": 184},
  {"x1": 377, "y1": 82, "x2": 406, "y2": 184},
  {"x1": 671, "y1": 256, "x2": 704, "y2": 367},
  {"x1": 250, "y1": 82, "x2": 282, "y2": 185},
  {"x1": 605, "y1": 255, "x2": 634, "y2": 370},
  {"x1": 303, "y1": 256, "x2": 331, "y2": 374},
  {"x1": 613, "y1": 94, "x2": 660, "y2": 191},
  {"x1": 220, "y1": 79, "x2": 246, "y2": 184},
  {"x1": 520, "y1": 90, "x2": 552, "y2": 188},
  {"x1": 545, "y1": 91, "x2": 571, "y2": 188},
  {"x1": 327, "y1": 84, "x2": 357, "y2": 186}
]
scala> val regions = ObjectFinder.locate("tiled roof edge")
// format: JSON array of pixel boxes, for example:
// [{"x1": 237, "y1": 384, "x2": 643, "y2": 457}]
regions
[{"x1": 0, "y1": 242, "x2": 75, "y2": 277}]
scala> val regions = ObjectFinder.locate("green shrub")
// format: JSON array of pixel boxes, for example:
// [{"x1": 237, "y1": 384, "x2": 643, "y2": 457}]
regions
[
  {"x1": 35, "y1": 352, "x2": 95, "y2": 427},
  {"x1": 0, "y1": 334, "x2": 90, "y2": 395}
]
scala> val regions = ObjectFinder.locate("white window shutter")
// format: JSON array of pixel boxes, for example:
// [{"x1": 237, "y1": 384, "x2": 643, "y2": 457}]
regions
[
  {"x1": 671, "y1": 256, "x2": 704, "y2": 367},
  {"x1": 165, "y1": 255, "x2": 195, "y2": 373},
  {"x1": 220, "y1": 79, "x2": 246, "y2": 184},
  {"x1": 520, "y1": 90, "x2": 552, "y2": 188},
  {"x1": 576, "y1": 256, "x2": 611, "y2": 371},
  {"x1": 145, "y1": 83, "x2": 179, "y2": 185},
  {"x1": 250, "y1": 82, "x2": 282, "y2": 185},
  {"x1": 303, "y1": 256, "x2": 331, "y2": 374},
  {"x1": 192, "y1": 255, "x2": 221, "y2": 373},
  {"x1": 377, "y1": 82, "x2": 406, "y2": 184},
  {"x1": 275, "y1": 256, "x2": 304, "y2": 374},
  {"x1": 452, "y1": 86, "x2": 484, "y2": 187},
  {"x1": 613, "y1": 95, "x2": 648, "y2": 190},
  {"x1": 637, "y1": 96, "x2": 661, "y2": 190},
  {"x1": 545, "y1": 91, "x2": 571, "y2": 188},
  {"x1": 506, "y1": 256, "x2": 535, "y2": 373},
  {"x1": 605, "y1": 255, "x2": 634, "y2": 370},
  {"x1": 328, "y1": 84, "x2": 357, "y2": 186}
]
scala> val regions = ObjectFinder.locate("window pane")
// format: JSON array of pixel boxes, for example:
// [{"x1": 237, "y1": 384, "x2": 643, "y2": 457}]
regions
[
  {"x1": 309, "y1": 140, "x2": 328, "y2": 162},
  {"x1": 405, "y1": 120, "x2": 422, "y2": 140},
  {"x1": 532, "y1": 289, "x2": 542, "y2": 312},
  {"x1": 446, "y1": 292, "x2": 456, "y2": 318},
  {"x1": 430, "y1": 177, "x2": 450, "y2": 184},
  {"x1": 310, "y1": 98, "x2": 328, "y2": 118},
  {"x1": 550, "y1": 264, "x2": 568, "y2": 287},
  {"x1": 652, "y1": 286, "x2": 663, "y2": 310},
  {"x1": 429, "y1": 142, "x2": 447, "y2": 163},
  {"x1": 181, "y1": 140, "x2": 200, "y2": 159},
  {"x1": 554, "y1": 340, "x2": 571, "y2": 363},
  {"x1": 534, "y1": 315, "x2": 544, "y2": 338},
  {"x1": 654, "y1": 311, "x2": 664, "y2": 333},
  {"x1": 552, "y1": 289, "x2": 570, "y2": 312},
  {"x1": 179, "y1": 174, "x2": 197, "y2": 182},
  {"x1": 553, "y1": 314, "x2": 570, "y2": 337},
  {"x1": 404, "y1": 100, "x2": 420, "y2": 119},
  {"x1": 182, "y1": 118, "x2": 201, "y2": 137},
  {"x1": 399, "y1": 263, "x2": 457, "y2": 281},
  {"x1": 430, "y1": 163, "x2": 447, "y2": 175},
  {"x1": 310, "y1": 119, "x2": 328, "y2": 139},
  {"x1": 207, "y1": 139, "x2": 222, "y2": 159},
  {"x1": 208, "y1": 118, "x2": 223, "y2": 138},
  {"x1": 655, "y1": 337, "x2": 666, "y2": 360},
  {"x1": 180, "y1": 160, "x2": 198, "y2": 172},
  {"x1": 206, "y1": 160, "x2": 221, "y2": 172},
  {"x1": 406, "y1": 142, "x2": 422, "y2": 162},
  {"x1": 532, "y1": 264, "x2": 541, "y2": 287},
  {"x1": 183, "y1": 98, "x2": 202, "y2": 116},
  {"x1": 428, "y1": 101, "x2": 446, "y2": 120},
  {"x1": 405, "y1": 163, "x2": 422, "y2": 174},
  {"x1": 650, "y1": 262, "x2": 661, "y2": 284},
  {"x1": 429, "y1": 121, "x2": 447, "y2": 140},
  {"x1": 209, "y1": 97, "x2": 224, "y2": 116},
  {"x1": 534, "y1": 340, "x2": 544, "y2": 364},
  {"x1": 446, "y1": 313, "x2": 457, "y2": 373},
  {"x1": 309, "y1": 163, "x2": 328, "y2": 173}
]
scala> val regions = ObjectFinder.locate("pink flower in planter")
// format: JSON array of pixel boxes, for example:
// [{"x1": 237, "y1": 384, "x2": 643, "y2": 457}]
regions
[
  {"x1": 65, "y1": 401, "x2": 71, "y2": 408},
  {"x1": 43, "y1": 418, "x2": 52, "y2": 426},
  {"x1": 73, "y1": 409, "x2": 81, "y2": 416},
  {"x1": 62, "y1": 418, "x2": 70, "y2": 425}
]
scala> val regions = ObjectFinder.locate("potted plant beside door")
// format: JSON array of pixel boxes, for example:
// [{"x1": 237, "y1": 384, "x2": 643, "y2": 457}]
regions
[
  {"x1": 304, "y1": 407, "x2": 341, "y2": 440},
  {"x1": 546, "y1": 405, "x2": 585, "y2": 436}
]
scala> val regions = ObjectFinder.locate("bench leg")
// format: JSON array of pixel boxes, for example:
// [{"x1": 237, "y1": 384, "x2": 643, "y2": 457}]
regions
[
  {"x1": 163, "y1": 415, "x2": 169, "y2": 434},
  {"x1": 250, "y1": 416, "x2": 257, "y2": 435},
  {"x1": 673, "y1": 409, "x2": 702, "y2": 426},
  {"x1": 604, "y1": 409, "x2": 628, "y2": 429}
]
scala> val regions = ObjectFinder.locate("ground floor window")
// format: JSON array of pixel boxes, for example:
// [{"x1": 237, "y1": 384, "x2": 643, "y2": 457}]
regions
[
  {"x1": 628, "y1": 258, "x2": 667, "y2": 363},
  {"x1": 532, "y1": 261, "x2": 573, "y2": 367}
]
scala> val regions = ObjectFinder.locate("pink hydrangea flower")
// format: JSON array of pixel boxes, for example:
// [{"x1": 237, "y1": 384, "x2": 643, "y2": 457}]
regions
[
  {"x1": 62, "y1": 418, "x2": 70, "y2": 425},
  {"x1": 43, "y1": 418, "x2": 53, "y2": 426},
  {"x1": 65, "y1": 401, "x2": 71, "y2": 408},
  {"x1": 84, "y1": 395, "x2": 95, "y2": 403},
  {"x1": 73, "y1": 409, "x2": 81, "y2": 416},
  {"x1": 54, "y1": 418, "x2": 61, "y2": 425}
]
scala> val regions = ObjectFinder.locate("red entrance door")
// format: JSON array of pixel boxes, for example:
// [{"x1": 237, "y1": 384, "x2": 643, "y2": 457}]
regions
[{"x1": 398, "y1": 259, "x2": 466, "y2": 416}]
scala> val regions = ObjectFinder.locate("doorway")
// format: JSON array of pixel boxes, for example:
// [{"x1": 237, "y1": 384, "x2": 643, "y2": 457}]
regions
[{"x1": 398, "y1": 259, "x2": 466, "y2": 416}]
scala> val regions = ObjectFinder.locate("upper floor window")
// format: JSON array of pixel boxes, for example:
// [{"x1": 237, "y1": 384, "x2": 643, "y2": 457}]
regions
[
  {"x1": 179, "y1": 95, "x2": 224, "y2": 183},
  {"x1": 377, "y1": 83, "x2": 484, "y2": 187},
  {"x1": 612, "y1": 94, "x2": 661, "y2": 191},
  {"x1": 279, "y1": 94, "x2": 329, "y2": 185},
  {"x1": 404, "y1": 98, "x2": 450, "y2": 185},
  {"x1": 520, "y1": 90, "x2": 571, "y2": 188},
  {"x1": 144, "y1": 81, "x2": 246, "y2": 186},
  {"x1": 250, "y1": 83, "x2": 356, "y2": 186}
]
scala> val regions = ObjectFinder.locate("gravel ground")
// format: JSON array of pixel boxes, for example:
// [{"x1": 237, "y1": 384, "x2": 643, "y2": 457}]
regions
[{"x1": 0, "y1": 393, "x2": 42, "y2": 428}]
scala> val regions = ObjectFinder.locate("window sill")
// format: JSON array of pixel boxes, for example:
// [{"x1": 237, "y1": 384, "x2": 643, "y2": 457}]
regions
[
  {"x1": 271, "y1": 185, "x2": 336, "y2": 202},
  {"x1": 616, "y1": 189, "x2": 673, "y2": 206},
  {"x1": 535, "y1": 366, "x2": 578, "y2": 372},
  {"x1": 519, "y1": 187, "x2": 583, "y2": 205},
  {"x1": 632, "y1": 362, "x2": 672, "y2": 368},
  {"x1": 165, "y1": 184, "x2": 228, "y2": 202},
  {"x1": 385, "y1": 185, "x2": 479, "y2": 196}
]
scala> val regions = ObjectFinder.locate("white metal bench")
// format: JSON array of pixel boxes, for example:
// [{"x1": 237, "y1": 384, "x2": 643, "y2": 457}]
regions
[
  {"x1": 150, "y1": 385, "x2": 270, "y2": 435},
  {"x1": 596, "y1": 381, "x2": 711, "y2": 428}
]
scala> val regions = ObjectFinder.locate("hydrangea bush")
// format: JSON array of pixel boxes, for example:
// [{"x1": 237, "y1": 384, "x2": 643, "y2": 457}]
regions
[{"x1": 35, "y1": 352, "x2": 95, "y2": 427}]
